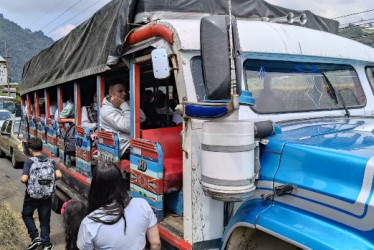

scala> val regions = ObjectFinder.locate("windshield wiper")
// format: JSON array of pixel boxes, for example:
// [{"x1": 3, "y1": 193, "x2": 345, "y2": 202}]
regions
[{"x1": 322, "y1": 72, "x2": 350, "y2": 118}]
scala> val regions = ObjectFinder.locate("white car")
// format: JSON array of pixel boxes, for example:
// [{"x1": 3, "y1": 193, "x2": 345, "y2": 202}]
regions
[{"x1": 0, "y1": 110, "x2": 12, "y2": 127}]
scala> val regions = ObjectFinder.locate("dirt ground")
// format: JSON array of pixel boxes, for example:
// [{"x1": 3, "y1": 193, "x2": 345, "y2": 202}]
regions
[{"x1": 0, "y1": 158, "x2": 65, "y2": 250}]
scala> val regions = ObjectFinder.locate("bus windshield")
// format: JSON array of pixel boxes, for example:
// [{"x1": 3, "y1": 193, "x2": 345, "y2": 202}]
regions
[
  {"x1": 0, "y1": 97, "x2": 16, "y2": 113},
  {"x1": 245, "y1": 59, "x2": 366, "y2": 114}
]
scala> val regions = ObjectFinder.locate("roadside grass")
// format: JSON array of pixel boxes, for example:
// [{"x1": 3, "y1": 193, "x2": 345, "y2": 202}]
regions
[{"x1": 0, "y1": 201, "x2": 28, "y2": 250}]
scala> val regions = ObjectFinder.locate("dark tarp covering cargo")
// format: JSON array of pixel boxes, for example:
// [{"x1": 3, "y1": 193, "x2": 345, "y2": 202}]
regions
[{"x1": 21, "y1": 0, "x2": 339, "y2": 95}]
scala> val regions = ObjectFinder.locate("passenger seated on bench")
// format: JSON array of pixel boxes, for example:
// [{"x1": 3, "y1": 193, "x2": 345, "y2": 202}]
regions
[
  {"x1": 155, "y1": 92, "x2": 182, "y2": 126},
  {"x1": 100, "y1": 82, "x2": 146, "y2": 159},
  {"x1": 141, "y1": 90, "x2": 159, "y2": 129},
  {"x1": 59, "y1": 95, "x2": 75, "y2": 122},
  {"x1": 49, "y1": 101, "x2": 57, "y2": 119},
  {"x1": 81, "y1": 92, "x2": 97, "y2": 131}
]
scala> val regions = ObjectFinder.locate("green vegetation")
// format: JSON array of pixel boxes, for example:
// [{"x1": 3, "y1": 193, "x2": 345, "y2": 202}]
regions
[
  {"x1": 0, "y1": 13, "x2": 53, "y2": 84},
  {"x1": 339, "y1": 24, "x2": 374, "y2": 48}
]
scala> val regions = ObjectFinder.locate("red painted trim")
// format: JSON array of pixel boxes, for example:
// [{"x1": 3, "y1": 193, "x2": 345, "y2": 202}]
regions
[
  {"x1": 43, "y1": 149, "x2": 91, "y2": 188},
  {"x1": 158, "y1": 225, "x2": 191, "y2": 250},
  {"x1": 45, "y1": 89, "x2": 50, "y2": 118},
  {"x1": 127, "y1": 24, "x2": 173, "y2": 46},
  {"x1": 35, "y1": 92, "x2": 40, "y2": 117},
  {"x1": 134, "y1": 63, "x2": 141, "y2": 138},
  {"x1": 99, "y1": 75, "x2": 105, "y2": 106},
  {"x1": 75, "y1": 82, "x2": 81, "y2": 126},
  {"x1": 27, "y1": 94, "x2": 31, "y2": 114},
  {"x1": 21, "y1": 96, "x2": 25, "y2": 107}
]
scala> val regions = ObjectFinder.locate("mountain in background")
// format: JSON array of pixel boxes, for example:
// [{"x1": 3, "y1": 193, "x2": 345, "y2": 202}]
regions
[
  {"x1": 0, "y1": 13, "x2": 53, "y2": 84},
  {"x1": 339, "y1": 24, "x2": 374, "y2": 48}
]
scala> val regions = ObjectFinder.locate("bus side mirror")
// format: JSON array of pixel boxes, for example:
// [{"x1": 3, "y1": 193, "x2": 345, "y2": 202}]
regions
[
  {"x1": 151, "y1": 49, "x2": 170, "y2": 79},
  {"x1": 200, "y1": 15, "x2": 242, "y2": 100}
]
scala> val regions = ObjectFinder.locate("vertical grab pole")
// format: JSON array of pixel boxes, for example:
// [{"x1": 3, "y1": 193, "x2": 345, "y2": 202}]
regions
[
  {"x1": 27, "y1": 93, "x2": 31, "y2": 114},
  {"x1": 130, "y1": 60, "x2": 140, "y2": 139},
  {"x1": 74, "y1": 82, "x2": 81, "y2": 126},
  {"x1": 34, "y1": 92, "x2": 40, "y2": 117},
  {"x1": 96, "y1": 74, "x2": 105, "y2": 129},
  {"x1": 45, "y1": 89, "x2": 50, "y2": 118}
]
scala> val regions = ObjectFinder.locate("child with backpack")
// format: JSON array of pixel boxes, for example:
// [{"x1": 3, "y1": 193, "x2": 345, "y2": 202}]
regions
[{"x1": 21, "y1": 137, "x2": 62, "y2": 250}]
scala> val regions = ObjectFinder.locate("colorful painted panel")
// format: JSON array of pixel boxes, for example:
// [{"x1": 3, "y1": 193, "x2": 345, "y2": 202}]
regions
[
  {"x1": 96, "y1": 131, "x2": 120, "y2": 167},
  {"x1": 36, "y1": 117, "x2": 46, "y2": 144},
  {"x1": 46, "y1": 118, "x2": 58, "y2": 156},
  {"x1": 75, "y1": 126, "x2": 92, "y2": 177},
  {"x1": 28, "y1": 115, "x2": 37, "y2": 138},
  {"x1": 130, "y1": 138, "x2": 164, "y2": 221}
]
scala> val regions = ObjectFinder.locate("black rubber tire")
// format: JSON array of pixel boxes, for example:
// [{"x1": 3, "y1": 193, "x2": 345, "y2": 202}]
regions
[
  {"x1": 11, "y1": 151, "x2": 21, "y2": 169},
  {"x1": 51, "y1": 192, "x2": 63, "y2": 214},
  {"x1": 0, "y1": 149, "x2": 5, "y2": 158}
]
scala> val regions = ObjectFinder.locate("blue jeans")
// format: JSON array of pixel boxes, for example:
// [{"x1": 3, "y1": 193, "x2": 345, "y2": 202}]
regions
[{"x1": 22, "y1": 194, "x2": 52, "y2": 246}]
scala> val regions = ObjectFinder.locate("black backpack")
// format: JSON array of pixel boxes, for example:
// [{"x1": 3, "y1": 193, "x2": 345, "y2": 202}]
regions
[{"x1": 63, "y1": 124, "x2": 76, "y2": 163}]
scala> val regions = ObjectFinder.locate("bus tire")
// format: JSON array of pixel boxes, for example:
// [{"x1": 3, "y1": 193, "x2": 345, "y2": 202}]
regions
[
  {"x1": 51, "y1": 192, "x2": 63, "y2": 214},
  {"x1": 225, "y1": 226, "x2": 300, "y2": 250},
  {"x1": 0, "y1": 149, "x2": 5, "y2": 158}
]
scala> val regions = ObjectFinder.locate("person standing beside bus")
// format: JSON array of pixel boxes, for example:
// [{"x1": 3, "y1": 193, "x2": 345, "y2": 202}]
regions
[
  {"x1": 77, "y1": 162, "x2": 161, "y2": 250},
  {"x1": 100, "y1": 82, "x2": 145, "y2": 158}
]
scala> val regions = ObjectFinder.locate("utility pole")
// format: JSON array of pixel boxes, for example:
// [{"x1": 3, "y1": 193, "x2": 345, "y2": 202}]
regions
[{"x1": 4, "y1": 41, "x2": 10, "y2": 97}]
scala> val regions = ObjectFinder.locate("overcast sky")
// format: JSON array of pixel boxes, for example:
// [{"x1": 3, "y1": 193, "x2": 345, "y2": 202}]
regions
[{"x1": 0, "y1": 0, "x2": 372, "y2": 40}]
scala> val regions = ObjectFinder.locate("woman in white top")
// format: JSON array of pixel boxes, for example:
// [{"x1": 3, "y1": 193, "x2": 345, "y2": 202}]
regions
[{"x1": 77, "y1": 162, "x2": 161, "y2": 250}]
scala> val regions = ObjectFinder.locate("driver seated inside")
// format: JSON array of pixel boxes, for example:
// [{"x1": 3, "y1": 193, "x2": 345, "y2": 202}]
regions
[
  {"x1": 255, "y1": 80, "x2": 286, "y2": 113},
  {"x1": 100, "y1": 82, "x2": 146, "y2": 159}
]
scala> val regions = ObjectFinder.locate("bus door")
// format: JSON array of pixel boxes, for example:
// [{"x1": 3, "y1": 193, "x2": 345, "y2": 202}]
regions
[{"x1": 129, "y1": 57, "x2": 183, "y2": 221}]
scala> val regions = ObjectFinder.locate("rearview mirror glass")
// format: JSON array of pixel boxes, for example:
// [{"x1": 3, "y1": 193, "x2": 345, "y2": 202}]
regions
[
  {"x1": 200, "y1": 15, "x2": 242, "y2": 100},
  {"x1": 151, "y1": 49, "x2": 170, "y2": 79}
]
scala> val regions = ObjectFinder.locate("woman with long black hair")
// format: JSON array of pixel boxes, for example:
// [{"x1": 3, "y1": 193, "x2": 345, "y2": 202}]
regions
[{"x1": 76, "y1": 162, "x2": 161, "y2": 250}]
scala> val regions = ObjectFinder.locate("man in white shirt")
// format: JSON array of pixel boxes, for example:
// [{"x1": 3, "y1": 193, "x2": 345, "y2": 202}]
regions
[{"x1": 100, "y1": 83, "x2": 145, "y2": 158}]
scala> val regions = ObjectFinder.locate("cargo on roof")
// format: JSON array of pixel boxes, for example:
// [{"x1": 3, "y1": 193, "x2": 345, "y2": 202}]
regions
[{"x1": 21, "y1": 0, "x2": 338, "y2": 95}]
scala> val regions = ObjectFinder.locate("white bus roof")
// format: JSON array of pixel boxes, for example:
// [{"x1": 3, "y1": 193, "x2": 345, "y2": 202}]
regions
[{"x1": 165, "y1": 19, "x2": 374, "y2": 63}]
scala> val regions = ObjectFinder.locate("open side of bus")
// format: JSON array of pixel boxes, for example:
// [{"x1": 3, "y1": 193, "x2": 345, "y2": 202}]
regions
[{"x1": 21, "y1": 23, "x2": 190, "y2": 249}]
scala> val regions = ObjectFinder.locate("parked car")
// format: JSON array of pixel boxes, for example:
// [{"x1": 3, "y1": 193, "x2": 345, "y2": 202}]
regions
[
  {"x1": 0, "y1": 117, "x2": 26, "y2": 168},
  {"x1": 0, "y1": 109, "x2": 12, "y2": 127}
]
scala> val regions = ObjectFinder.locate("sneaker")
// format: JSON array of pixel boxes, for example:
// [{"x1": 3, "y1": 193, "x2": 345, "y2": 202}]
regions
[
  {"x1": 27, "y1": 237, "x2": 42, "y2": 250},
  {"x1": 43, "y1": 244, "x2": 54, "y2": 250}
]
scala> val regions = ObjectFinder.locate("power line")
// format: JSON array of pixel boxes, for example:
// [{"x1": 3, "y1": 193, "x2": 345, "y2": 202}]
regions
[
  {"x1": 49, "y1": 8, "x2": 101, "y2": 40},
  {"x1": 49, "y1": 11, "x2": 95, "y2": 40},
  {"x1": 45, "y1": 0, "x2": 105, "y2": 35},
  {"x1": 333, "y1": 8, "x2": 374, "y2": 19},
  {"x1": 29, "y1": 0, "x2": 65, "y2": 28},
  {"x1": 37, "y1": 0, "x2": 83, "y2": 31},
  {"x1": 340, "y1": 17, "x2": 374, "y2": 27}
]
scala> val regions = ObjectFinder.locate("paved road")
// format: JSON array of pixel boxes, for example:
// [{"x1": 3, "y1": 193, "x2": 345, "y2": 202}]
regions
[{"x1": 0, "y1": 157, "x2": 65, "y2": 250}]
